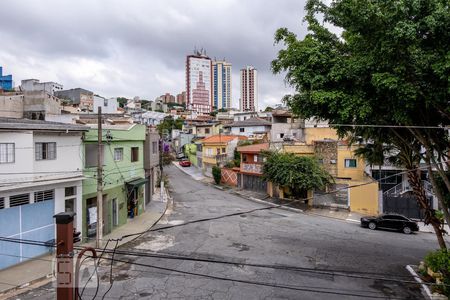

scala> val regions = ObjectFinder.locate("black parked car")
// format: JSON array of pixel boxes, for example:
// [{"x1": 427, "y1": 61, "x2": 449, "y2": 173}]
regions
[{"x1": 360, "y1": 214, "x2": 419, "y2": 234}]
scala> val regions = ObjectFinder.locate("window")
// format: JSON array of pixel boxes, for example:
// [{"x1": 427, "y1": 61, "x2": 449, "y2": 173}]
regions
[
  {"x1": 279, "y1": 133, "x2": 285, "y2": 138},
  {"x1": 318, "y1": 159, "x2": 324, "y2": 164},
  {"x1": 34, "y1": 190, "x2": 54, "y2": 202},
  {"x1": 0, "y1": 197, "x2": 4, "y2": 209},
  {"x1": 344, "y1": 159, "x2": 357, "y2": 168},
  {"x1": 243, "y1": 154, "x2": 247, "y2": 162},
  {"x1": 65, "y1": 198, "x2": 75, "y2": 213},
  {"x1": 152, "y1": 141, "x2": 158, "y2": 154},
  {"x1": 10, "y1": 193, "x2": 30, "y2": 207},
  {"x1": 205, "y1": 128, "x2": 210, "y2": 134},
  {"x1": 131, "y1": 147, "x2": 139, "y2": 162},
  {"x1": 222, "y1": 148, "x2": 226, "y2": 153},
  {"x1": 114, "y1": 148, "x2": 123, "y2": 161},
  {"x1": 240, "y1": 128, "x2": 245, "y2": 133},
  {"x1": 104, "y1": 98, "x2": 108, "y2": 107},
  {"x1": 35, "y1": 142, "x2": 56, "y2": 160},
  {"x1": 0, "y1": 143, "x2": 14, "y2": 163},
  {"x1": 85, "y1": 144, "x2": 104, "y2": 167},
  {"x1": 65, "y1": 186, "x2": 76, "y2": 197}
]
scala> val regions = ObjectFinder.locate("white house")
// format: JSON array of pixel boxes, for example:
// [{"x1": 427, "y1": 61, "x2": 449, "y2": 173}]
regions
[
  {"x1": 0, "y1": 118, "x2": 88, "y2": 269},
  {"x1": 93, "y1": 96, "x2": 119, "y2": 114},
  {"x1": 224, "y1": 117, "x2": 271, "y2": 140}
]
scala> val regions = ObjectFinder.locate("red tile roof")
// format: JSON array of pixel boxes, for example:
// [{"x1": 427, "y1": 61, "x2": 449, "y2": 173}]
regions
[
  {"x1": 237, "y1": 142, "x2": 269, "y2": 153},
  {"x1": 201, "y1": 135, "x2": 247, "y2": 144}
]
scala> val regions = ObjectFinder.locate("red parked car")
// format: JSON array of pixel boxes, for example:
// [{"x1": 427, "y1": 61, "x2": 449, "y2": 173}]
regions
[{"x1": 179, "y1": 159, "x2": 191, "y2": 167}]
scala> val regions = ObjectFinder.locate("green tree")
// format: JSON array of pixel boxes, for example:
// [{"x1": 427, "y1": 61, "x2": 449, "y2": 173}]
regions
[
  {"x1": 272, "y1": 0, "x2": 449, "y2": 248},
  {"x1": 264, "y1": 106, "x2": 274, "y2": 112},
  {"x1": 212, "y1": 166, "x2": 222, "y2": 185},
  {"x1": 262, "y1": 152, "x2": 332, "y2": 198},
  {"x1": 116, "y1": 97, "x2": 128, "y2": 108}
]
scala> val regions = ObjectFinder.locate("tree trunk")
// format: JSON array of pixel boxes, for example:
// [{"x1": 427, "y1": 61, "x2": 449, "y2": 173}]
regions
[
  {"x1": 426, "y1": 160, "x2": 450, "y2": 231},
  {"x1": 407, "y1": 167, "x2": 446, "y2": 249}
]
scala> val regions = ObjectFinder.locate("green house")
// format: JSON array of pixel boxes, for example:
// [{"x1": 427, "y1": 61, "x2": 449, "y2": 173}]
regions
[{"x1": 82, "y1": 124, "x2": 146, "y2": 239}]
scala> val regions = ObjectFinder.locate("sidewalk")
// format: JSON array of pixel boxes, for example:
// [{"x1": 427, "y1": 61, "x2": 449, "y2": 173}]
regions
[{"x1": 0, "y1": 190, "x2": 169, "y2": 297}]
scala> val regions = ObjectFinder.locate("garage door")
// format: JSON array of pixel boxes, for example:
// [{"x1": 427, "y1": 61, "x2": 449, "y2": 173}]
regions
[{"x1": 0, "y1": 198, "x2": 55, "y2": 269}]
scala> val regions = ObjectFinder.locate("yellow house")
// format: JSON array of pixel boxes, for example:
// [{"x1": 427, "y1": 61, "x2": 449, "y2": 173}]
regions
[
  {"x1": 182, "y1": 122, "x2": 223, "y2": 138},
  {"x1": 201, "y1": 135, "x2": 247, "y2": 175},
  {"x1": 283, "y1": 139, "x2": 379, "y2": 216}
]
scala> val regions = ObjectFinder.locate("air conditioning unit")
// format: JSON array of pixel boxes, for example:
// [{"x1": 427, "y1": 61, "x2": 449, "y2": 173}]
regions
[{"x1": 330, "y1": 159, "x2": 337, "y2": 164}]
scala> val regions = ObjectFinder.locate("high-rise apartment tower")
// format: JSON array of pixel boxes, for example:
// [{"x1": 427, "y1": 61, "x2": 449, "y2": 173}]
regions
[
  {"x1": 240, "y1": 66, "x2": 257, "y2": 112},
  {"x1": 212, "y1": 60, "x2": 231, "y2": 110},
  {"x1": 186, "y1": 50, "x2": 212, "y2": 114}
]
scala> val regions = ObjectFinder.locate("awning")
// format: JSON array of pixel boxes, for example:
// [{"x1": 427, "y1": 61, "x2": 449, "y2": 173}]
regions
[{"x1": 125, "y1": 177, "x2": 148, "y2": 189}]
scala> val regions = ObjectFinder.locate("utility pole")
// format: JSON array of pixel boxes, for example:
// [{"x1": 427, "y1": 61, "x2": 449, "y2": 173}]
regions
[
  {"x1": 54, "y1": 212, "x2": 75, "y2": 300},
  {"x1": 96, "y1": 107, "x2": 103, "y2": 248}
]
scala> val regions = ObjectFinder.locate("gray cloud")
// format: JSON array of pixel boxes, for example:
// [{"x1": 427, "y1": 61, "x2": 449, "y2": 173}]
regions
[{"x1": 0, "y1": 0, "x2": 308, "y2": 109}]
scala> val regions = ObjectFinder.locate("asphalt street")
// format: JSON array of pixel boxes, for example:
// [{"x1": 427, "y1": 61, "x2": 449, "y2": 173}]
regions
[{"x1": 14, "y1": 165, "x2": 443, "y2": 300}]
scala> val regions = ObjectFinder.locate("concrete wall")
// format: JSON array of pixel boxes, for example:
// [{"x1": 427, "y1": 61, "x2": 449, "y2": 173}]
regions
[
  {"x1": 230, "y1": 125, "x2": 269, "y2": 138},
  {"x1": 337, "y1": 146, "x2": 366, "y2": 181},
  {"x1": 304, "y1": 127, "x2": 339, "y2": 144},
  {"x1": 0, "y1": 94, "x2": 24, "y2": 118},
  {"x1": 349, "y1": 181, "x2": 379, "y2": 215},
  {"x1": 93, "y1": 96, "x2": 118, "y2": 114},
  {"x1": 271, "y1": 123, "x2": 303, "y2": 142},
  {"x1": 23, "y1": 91, "x2": 61, "y2": 116}
]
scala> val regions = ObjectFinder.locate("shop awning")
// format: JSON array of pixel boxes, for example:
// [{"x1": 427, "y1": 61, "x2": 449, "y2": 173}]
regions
[{"x1": 126, "y1": 177, "x2": 148, "y2": 189}]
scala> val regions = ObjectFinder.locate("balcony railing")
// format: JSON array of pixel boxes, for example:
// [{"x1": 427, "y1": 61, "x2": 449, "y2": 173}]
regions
[
  {"x1": 241, "y1": 163, "x2": 263, "y2": 174},
  {"x1": 204, "y1": 153, "x2": 228, "y2": 162}
]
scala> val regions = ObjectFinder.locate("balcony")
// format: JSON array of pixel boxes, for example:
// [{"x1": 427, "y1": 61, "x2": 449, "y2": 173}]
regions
[
  {"x1": 241, "y1": 163, "x2": 263, "y2": 174},
  {"x1": 203, "y1": 153, "x2": 229, "y2": 164}
]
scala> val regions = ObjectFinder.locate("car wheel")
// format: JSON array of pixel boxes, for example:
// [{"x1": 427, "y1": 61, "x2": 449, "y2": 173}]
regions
[
  {"x1": 403, "y1": 226, "x2": 412, "y2": 234},
  {"x1": 368, "y1": 222, "x2": 376, "y2": 230}
]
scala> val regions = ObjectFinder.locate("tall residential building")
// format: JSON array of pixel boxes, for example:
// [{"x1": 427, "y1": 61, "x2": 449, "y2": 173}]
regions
[
  {"x1": 160, "y1": 93, "x2": 176, "y2": 104},
  {"x1": 240, "y1": 66, "x2": 258, "y2": 112},
  {"x1": 186, "y1": 50, "x2": 212, "y2": 114},
  {"x1": 0, "y1": 66, "x2": 13, "y2": 91},
  {"x1": 212, "y1": 60, "x2": 232, "y2": 110},
  {"x1": 176, "y1": 91, "x2": 186, "y2": 105}
]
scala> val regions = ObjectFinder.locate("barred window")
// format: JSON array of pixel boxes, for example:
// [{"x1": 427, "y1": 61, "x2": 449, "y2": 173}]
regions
[
  {"x1": 0, "y1": 197, "x2": 4, "y2": 209},
  {"x1": 35, "y1": 142, "x2": 56, "y2": 160},
  {"x1": 65, "y1": 186, "x2": 76, "y2": 197},
  {"x1": 114, "y1": 148, "x2": 123, "y2": 161},
  {"x1": 0, "y1": 143, "x2": 15, "y2": 163},
  {"x1": 34, "y1": 190, "x2": 54, "y2": 202},
  {"x1": 10, "y1": 193, "x2": 30, "y2": 207}
]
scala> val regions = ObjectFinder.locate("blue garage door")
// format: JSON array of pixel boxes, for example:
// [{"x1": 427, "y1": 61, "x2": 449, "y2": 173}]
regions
[{"x1": 0, "y1": 200, "x2": 55, "y2": 269}]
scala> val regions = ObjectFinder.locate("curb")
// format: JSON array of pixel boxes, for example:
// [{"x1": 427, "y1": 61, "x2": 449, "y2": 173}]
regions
[{"x1": 405, "y1": 265, "x2": 435, "y2": 300}]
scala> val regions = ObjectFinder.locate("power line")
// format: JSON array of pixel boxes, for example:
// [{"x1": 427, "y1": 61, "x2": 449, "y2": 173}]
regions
[{"x1": 82, "y1": 254, "x2": 411, "y2": 299}]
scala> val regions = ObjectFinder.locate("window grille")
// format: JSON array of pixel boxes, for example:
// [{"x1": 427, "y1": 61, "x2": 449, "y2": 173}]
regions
[{"x1": 10, "y1": 193, "x2": 30, "y2": 207}]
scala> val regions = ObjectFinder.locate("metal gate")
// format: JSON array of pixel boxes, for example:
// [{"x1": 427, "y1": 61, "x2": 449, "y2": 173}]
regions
[
  {"x1": 0, "y1": 200, "x2": 55, "y2": 269},
  {"x1": 241, "y1": 174, "x2": 267, "y2": 193},
  {"x1": 383, "y1": 196, "x2": 430, "y2": 220}
]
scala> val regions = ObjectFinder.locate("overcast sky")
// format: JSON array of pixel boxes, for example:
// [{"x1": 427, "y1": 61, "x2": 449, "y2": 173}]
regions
[{"x1": 0, "y1": 0, "x2": 308, "y2": 109}]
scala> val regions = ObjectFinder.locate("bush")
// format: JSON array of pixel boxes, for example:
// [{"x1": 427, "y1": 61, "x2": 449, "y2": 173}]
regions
[
  {"x1": 424, "y1": 249, "x2": 450, "y2": 296},
  {"x1": 212, "y1": 166, "x2": 221, "y2": 185}
]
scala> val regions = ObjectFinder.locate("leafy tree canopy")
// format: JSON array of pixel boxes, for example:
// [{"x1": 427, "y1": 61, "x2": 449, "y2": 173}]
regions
[
  {"x1": 272, "y1": 0, "x2": 449, "y2": 142},
  {"x1": 262, "y1": 152, "x2": 332, "y2": 192}
]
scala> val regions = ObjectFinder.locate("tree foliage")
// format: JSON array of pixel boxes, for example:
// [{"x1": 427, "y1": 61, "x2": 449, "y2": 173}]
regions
[
  {"x1": 272, "y1": 0, "x2": 450, "y2": 248},
  {"x1": 212, "y1": 166, "x2": 222, "y2": 185},
  {"x1": 157, "y1": 116, "x2": 184, "y2": 136},
  {"x1": 262, "y1": 152, "x2": 332, "y2": 194}
]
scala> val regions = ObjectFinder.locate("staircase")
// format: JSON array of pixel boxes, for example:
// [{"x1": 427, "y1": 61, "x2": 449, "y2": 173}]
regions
[{"x1": 384, "y1": 180, "x2": 433, "y2": 197}]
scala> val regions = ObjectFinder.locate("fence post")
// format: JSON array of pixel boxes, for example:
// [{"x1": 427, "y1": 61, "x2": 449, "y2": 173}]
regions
[{"x1": 54, "y1": 212, "x2": 75, "y2": 300}]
